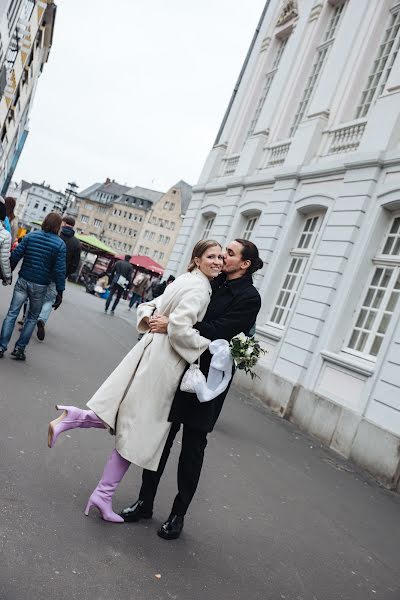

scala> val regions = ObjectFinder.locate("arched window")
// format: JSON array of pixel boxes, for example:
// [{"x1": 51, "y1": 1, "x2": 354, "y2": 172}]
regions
[
  {"x1": 290, "y1": 3, "x2": 345, "y2": 137},
  {"x1": 202, "y1": 216, "x2": 215, "y2": 239},
  {"x1": 269, "y1": 213, "x2": 323, "y2": 327},
  {"x1": 356, "y1": 9, "x2": 400, "y2": 119},
  {"x1": 242, "y1": 215, "x2": 259, "y2": 241},
  {"x1": 346, "y1": 214, "x2": 400, "y2": 358}
]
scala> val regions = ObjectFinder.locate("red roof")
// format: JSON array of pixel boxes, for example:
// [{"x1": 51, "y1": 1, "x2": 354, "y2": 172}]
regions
[{"x1": 116, "y1": 254, "x2": 164, "y2": 275}]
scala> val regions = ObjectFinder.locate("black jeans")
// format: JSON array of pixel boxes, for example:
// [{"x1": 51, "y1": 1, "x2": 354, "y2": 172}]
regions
[
  {"x1": 105, "y1": 283, "x2": 124, "y2": 311},
  {"x1": 139, "y1": 422, "x2": 208, "y2": 516}
]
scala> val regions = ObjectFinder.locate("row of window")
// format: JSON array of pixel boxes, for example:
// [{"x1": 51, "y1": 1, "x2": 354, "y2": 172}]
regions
[
  {"x1": 143, "y1": 230, "x2": 171, "y2": 244},
  {"x1": 112, "y1": 207, "x2": 144, "y2": 221},
  {"x1": 242, "y1": 2, "x2": 400, "y2": 149},
  {"x1": 202, "y1": 215, "x2": 259, "y2": 242},
  {"x1": 107, "y1": 222, "x2": 138, "y2": 236},
  {"x1": 148, "y1": 216, "x2": 176, "y2": 230},
  {"x1": 163, "y1": 201, "x2": 176, "y2": 211},
  {"x1": 138, "y1": 245, "x2": 165, "y2": 261},
  {"x1": 202, "y1": 209, "x2": 400, "y2": 361},
  {"x1": 102, "y1": 238, "x2": 134, "y2": 252}
]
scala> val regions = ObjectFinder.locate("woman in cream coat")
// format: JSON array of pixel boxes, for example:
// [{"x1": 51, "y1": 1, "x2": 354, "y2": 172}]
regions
[{"x1": 47, "y1": 240, "x2": 223, "y2": 523}]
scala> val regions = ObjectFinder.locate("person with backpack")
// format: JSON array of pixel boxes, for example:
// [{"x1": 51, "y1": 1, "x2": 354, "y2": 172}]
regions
[
  {"x1": 36, "y1": 215, "x2": 82, "y2": 341},
  {"x1": 105, "y1": 255, "x2": 134, "y2": 314}
]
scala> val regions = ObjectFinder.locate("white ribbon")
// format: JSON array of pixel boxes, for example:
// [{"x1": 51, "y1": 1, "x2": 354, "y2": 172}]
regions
[{"x1": 194, "y1": 339, "x2": 233, "y2": 403}]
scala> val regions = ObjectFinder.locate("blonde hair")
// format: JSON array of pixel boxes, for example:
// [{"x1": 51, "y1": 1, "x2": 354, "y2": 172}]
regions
[{"x1": 187, "y1": 239, "x2": 222, "y2": 272}]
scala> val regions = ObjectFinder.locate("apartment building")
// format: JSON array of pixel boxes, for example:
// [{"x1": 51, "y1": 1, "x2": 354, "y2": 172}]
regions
[
  {"x1": 136, "y1": 180, "x2": 192, "y2": 268},
  {"x1": 0, "y1": 0, "x2": 57, "y2": 195},
  {"x1": 19, "y1": 180, "x2": 64, "y2": 225}
]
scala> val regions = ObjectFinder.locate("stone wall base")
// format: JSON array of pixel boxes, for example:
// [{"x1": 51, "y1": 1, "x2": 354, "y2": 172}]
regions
[{"x1": 235, "y1": 369, "x2": 400, "y2": 491}]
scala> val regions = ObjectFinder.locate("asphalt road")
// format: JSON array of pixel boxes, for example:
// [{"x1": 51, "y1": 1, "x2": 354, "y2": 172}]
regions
[{"x1": 0, "y1": 282, "x2": 400, "y2": 600}]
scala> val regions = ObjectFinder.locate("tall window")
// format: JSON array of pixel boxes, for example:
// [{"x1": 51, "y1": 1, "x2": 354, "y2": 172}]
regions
[
  {"x1": 270, "y1": 215, "x2": 322, "y2": 327},
  {"x1": 242, "y1": 216, "x2": 259, "y2": 241},
  {"x1": 346, "y1": 216, "x2": 400, "y2": 358},
  {"x1": 203, "y1": 217, "x2": 215, "y2": 238},
  {"x1": 356, "y1": 9, "x2": 400, "y2": 119},
  {"x1": 290, "y1": 4, "x2": 345, "y2": 137},
  {"x1": 247, "y1": 38, "x2": 288, "y2": 139}
]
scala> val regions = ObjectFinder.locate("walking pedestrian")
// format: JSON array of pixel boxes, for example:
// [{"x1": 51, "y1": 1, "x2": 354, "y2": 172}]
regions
[
  {"x1": 0, "y1": 198, "x2": 11, "y2": 287},
  {"x1": 36, "y1": 215, "x2": 81, "y2": 341},
  {"x1": 0, "y1": 213, "x2": 66, "y2": 360},
  {"x1": 120, "y1": 239, "x2": 262, "y2": 539},
  {"x1": 105, "y1": 255, "x2": 134, "y2": 314},
  {"x1": 128, "y1": 272, "x2": 149, "y2": 309},
  {"x1": 47, "y1": 240, "x2": 224, "y2": 523}
]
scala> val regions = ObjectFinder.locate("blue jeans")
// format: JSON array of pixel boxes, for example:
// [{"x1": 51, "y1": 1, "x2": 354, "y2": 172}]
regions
[
  {"x1": 129, "y1": 292, "x2": 142, "y2": 308},
  {"x1": 0, "y1": 277, "x2": 48, "y2": 351},
  {"x1": 38, "y1": 282, "x2": 57, "y2": 323}
]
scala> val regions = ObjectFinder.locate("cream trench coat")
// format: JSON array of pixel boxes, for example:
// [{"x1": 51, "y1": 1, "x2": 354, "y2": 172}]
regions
[{"x1": 87, "y1": 270, "x2": 211, "y2": 471}]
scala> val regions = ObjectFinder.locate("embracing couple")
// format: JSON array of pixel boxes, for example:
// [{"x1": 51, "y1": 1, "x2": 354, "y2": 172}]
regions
[{"x1": 48, "y1": 238, "x2": 262, "y2": 540}]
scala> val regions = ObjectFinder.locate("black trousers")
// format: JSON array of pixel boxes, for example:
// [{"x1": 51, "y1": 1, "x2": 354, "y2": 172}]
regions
[
  {"x1": 105, "y1": 284, "x2": 123, "y2": 311},
  {"x1": 139, "y1": 422, "x2": 208, "y2": 516}
]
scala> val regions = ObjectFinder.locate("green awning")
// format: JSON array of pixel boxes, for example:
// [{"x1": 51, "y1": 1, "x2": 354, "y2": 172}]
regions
[{"x1": 75, "y1": 234, "x2": 117, "y2": 255}]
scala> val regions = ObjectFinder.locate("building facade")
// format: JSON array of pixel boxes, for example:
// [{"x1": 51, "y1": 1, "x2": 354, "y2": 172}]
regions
[
  {"x1": 135, "y1": 180, "x2": 192, "y2": 267},
  {"x1": 19, "y1": 180, "x2": 64, "y2": 225},
  {"x1": 166, "y1": 0, "x2": 400, "y2": 488},
  {"x1": 75, "y1": 179, "x2": 191, "y2": 266},
  {"x1": 102, "y1": 186, "x2": 163, "y2": 254},
  {"x1": 0, "y1": 0, "x2": 56, "y2": 195}
]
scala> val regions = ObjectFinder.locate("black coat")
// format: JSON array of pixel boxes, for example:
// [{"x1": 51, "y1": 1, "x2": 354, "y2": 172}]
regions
[
  {"x1": 168, "y1": 272, "x2": 261, "y2": 432},
  {"x1": 60, "y1": 227, "x2": 82, "y2": 276}
]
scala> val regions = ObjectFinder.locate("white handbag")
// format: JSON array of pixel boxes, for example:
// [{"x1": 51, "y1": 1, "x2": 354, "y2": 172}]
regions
[{"x1": 180, "y1": 360, "x2": 206, "y2": 393}]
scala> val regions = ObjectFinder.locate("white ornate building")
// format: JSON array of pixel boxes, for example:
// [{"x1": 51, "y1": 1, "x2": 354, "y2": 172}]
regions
[{"x1": 166, "y1": 0, "x2": 400, "y2": 489}]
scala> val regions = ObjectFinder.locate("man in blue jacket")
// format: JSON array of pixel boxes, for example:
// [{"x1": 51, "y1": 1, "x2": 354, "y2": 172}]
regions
[{"x1": 0, "y1": 212, "x2": 66, "y2": 361}]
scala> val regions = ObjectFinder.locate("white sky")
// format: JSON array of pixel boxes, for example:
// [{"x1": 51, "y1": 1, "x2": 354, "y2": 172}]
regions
[{"x1": 13, "y1": 0, "x2": 266, "y2": 194}]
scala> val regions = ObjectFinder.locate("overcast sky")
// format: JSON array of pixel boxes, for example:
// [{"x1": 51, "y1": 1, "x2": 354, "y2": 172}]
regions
[{"x1": 13, "y1": 0, "x2": 265, "y2": 194}]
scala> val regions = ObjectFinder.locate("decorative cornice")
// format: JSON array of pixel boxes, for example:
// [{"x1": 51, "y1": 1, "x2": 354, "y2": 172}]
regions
[{"x1": 276, "y1": 0, "x2": 298, "y2": 27}]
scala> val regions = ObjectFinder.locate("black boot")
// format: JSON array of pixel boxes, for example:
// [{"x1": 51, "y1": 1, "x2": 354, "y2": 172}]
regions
[
  {"x1": 37, "y1": 320, "x2": 45, "y2": 341},
  {"x1": 157, "y1": 514, "x2": 184, "y2": 540},
  {"x1": 11, "y1": 347, "x2": 26, "y2": 361},
  {"x1": 120, "y1": 499, "x2": 153, "y2": 522}
]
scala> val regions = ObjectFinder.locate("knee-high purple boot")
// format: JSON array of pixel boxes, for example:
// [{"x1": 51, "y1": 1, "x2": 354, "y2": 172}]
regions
[
  {"x1": 48, "y1": 405, "x2": 106, "y2": 448},
  {"x1": 85, "y1": 449, "x2": 130, "y2": 523}
]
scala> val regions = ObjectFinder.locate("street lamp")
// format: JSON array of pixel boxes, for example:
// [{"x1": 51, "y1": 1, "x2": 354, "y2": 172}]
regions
[{"x1": 63, "y1": 181, "x2": 79, "y2": 214}]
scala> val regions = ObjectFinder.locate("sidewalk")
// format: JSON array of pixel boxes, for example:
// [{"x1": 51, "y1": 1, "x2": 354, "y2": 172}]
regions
[{"x1": 0, "y1": 282, "x2": 399, "y2": 600}]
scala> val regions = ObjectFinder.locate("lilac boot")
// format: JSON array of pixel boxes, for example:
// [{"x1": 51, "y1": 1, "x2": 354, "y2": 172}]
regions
[
  {"x1": 48, "y1": 405, "x2": 106, "y2": 448},
  {"x1": 85, "y1": 449, "x2": 130, "y2": 523}
]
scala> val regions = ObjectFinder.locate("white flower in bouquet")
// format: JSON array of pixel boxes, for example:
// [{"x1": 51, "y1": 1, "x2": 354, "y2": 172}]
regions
[{"x1": 229, "y1": 333, "x2": 267, "y2": 380}]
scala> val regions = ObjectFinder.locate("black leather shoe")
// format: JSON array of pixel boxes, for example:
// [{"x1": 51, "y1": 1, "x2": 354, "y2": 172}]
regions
[
  {"x1": 157, "y1": 514, "x2": 184, "y2": 540},
  {"x1": 37, "y1": 320, "x2": 45, "y2": 341},
  {"x1": 11, "y1": 347, "x2": 26, "y2": 361},
  {"x1": 0, "y1": 349, "x2": 4, "y2": 358},
  {"x1": 120, "y1": 500, "x2": 152, "y2": 522}
]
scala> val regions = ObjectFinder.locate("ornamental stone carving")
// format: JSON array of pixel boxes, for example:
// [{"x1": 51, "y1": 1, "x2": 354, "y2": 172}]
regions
[{"x1": 276, "y1": 0, "x2": 298, "y2": 27}]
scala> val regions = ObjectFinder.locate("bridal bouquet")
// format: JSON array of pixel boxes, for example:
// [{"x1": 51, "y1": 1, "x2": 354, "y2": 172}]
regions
[{"x1": 229, "y1": 332, "x2": 266, "y2": 380}]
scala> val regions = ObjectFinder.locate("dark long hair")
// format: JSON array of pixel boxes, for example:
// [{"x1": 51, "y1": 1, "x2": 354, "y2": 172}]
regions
[
  {"x1": 235, "y1": 239, "x2": 263, "y2": 274},
  {"x1": 5, "y1": 197, "x2": 15, "y2": 221}
]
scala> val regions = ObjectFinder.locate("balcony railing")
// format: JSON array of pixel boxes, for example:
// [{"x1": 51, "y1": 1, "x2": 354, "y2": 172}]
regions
[
  {"x1": 324, "y1": 119, "x2": 367, "y2": 156},
  {"x1": 261, "y1": 140, "x2": 291, "y2": 168},
  {"x1": 221, "y1": 154, "x2": 240, "y2": 176}
]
